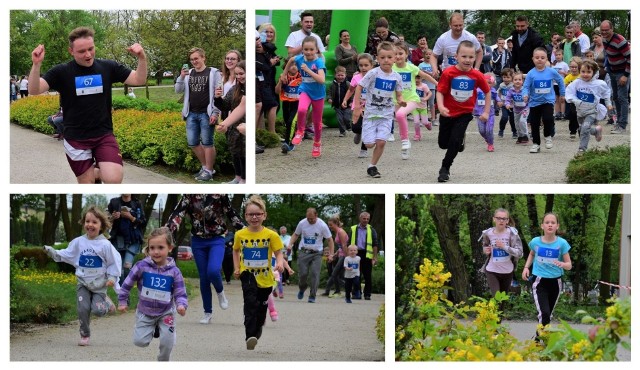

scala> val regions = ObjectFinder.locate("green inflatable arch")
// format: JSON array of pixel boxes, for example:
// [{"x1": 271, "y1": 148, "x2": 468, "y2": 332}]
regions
[{"x1": 256, "y1": 10, "x2": 371, "y2": 127}]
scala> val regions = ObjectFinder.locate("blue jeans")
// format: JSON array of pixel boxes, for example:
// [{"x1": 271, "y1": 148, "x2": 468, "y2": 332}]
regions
[
  {"x1": 609, "y1": 72, "x2": 629, "y2": 129},
  {"x1": 113, "y1": 236, "x2": 141, "y2": 284},
  {"x1": 192, "y1": 236, "x2": 225, "y2": 314},
  {"x1": 186, "y1": 111, "x2": 214, "y2": 147}
]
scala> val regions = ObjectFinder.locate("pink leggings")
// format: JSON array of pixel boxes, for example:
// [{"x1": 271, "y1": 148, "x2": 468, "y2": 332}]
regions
[
  {"x1": 297, "y1": 93, "x2": 324, "y2": 142},
  {"x1": 395, "y1": 101, "x2": 421, "y2": 141}
]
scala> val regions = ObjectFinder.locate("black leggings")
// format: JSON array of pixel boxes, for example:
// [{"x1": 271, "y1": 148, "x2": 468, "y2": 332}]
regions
[
  {"x1": 528, "y1": 103, "x2": 555, "y2": 145},
  {"x1": 282, "y1": 100, "x2": 299, "y2": 145},
  {"x1": 532, "y1": 275, "x2": 562, "y2": 338},
  {"x1": 232, "y1": 154, "x2": 245, "y2": 180},
  {"x1": 438, "y1": 113, "x2": 473, "y2": 169},
  {"x1": 240, "y1": 271, "x2": 272, "y2": 340}
]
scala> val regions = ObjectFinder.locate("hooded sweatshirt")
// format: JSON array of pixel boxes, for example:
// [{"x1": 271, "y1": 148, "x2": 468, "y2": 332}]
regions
[
  {"x1": 44, "y1": 234, "x2": 121, "y2": 292},
  {"x1": 118, "y1": 256, "x2": 188, "y2": 317},
  {"x1": 565, "y1": 73, "x2": 612, "y2": 119}
]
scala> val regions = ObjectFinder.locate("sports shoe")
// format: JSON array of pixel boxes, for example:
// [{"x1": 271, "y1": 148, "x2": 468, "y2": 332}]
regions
[
  {"x1": 281, "y1": 142, "x2": 292, "y2": 154},
  {"x1": 529, "y1": 144, "x2": 540, "y2": 153},
  {"x1": 437, "y1": 167, "x2": 450, "y2": 183},
  {"x1": 308, "y1": 297, "x2": 316, "y2": 303},
  {"x1": 512, "y1": 133, "x2": 518, "y2": 139},
  {"x1": 297, "y1": 291, "x2": 304, "y2": 300},
  {"x1": 519, "y1": 137, "x2": 529, "y2": 144},
  {"x1": 353, "y1": 292, "x2": 362, "y2": 300},
  {"x1": 217, "y1": 291, "x2": 229, "y2": 310},
  {"x1": 105, "y1": 295, "x2": 116, "y2": 313},
  {"x1": 401, "y1": 148, "x2": 409, "y2": 160},
  {"x1": 321, "y1": 292, "x2": 330, "y2": 297},
  {"x1": 304, "y1": 131, "x2": 314, "y2": 140},
  {"x1": 365, "y1": 296, "x2": 371, "y2": 300},
  {"x1": 345, "y1": 298, "x2": 352, "y2": 303},
  {"x1": 487, "y1": 144, "x2": 495, "y2": 152},
  {"x1": 311, "y1": 142, "x2": 322, "y2": 158},
  {"x1": 498, "y1": 130, "x2": 504, "y2": 138},
  {"x1": 195, "y1": 170, "x2": 215, "y2": 181},
  {"x1": 458, "y1": 132, "x2": 466, "y2": 152},
  {"x1": 353, "y1": 133, "x2": 361, "y2": 144},
  {"x1": 227, "y1": 178, "x2": 240, "y2": 184},
  {"x1": 570, "y1": 134, "x2": 576, "y2": 140},
  {"x1": 432, "y1": 119, "x2": 439, "y2": 126},
  {"x1": 367, "y1": 166, "x2": 381, "y2": 178},
  {"x1": 246, "y1": 337, "x2": 258, "y2": 350},
  {"x1": 595, "y1": 125, "x2": 603, "y2": 141},
  {"x1": 199, "y1": 312, "x2": 213, "y2": 324},
  {"x1": 278, "y1": 293, "x2": 284, "y2": 299},
  {"x1": 516, "y1": 136, "x2": 523, "y2": 144},
  {"x1": 610, "y1": 126, "x2": 626, "y2": 134},
  {"x1": 291, "y1": 130, "x2": 304, "y2": 145},
  {"x1": 577, "y1": 149, "x2": 585, "y2": 155},
  {"x1": 194, "y1": 167, "x2": 205, "y2": 177},
  {"x1": 387, "y1": 133, "x2": 395, "y2": 142},
  {"x1": 545, "y1": 137, "x2": 553, "y2": 149},
  {"x1": 339, "y1": 132, "x2": 346, "y2": 137},
  {"x1": 78, "y1": 336, "x2": 90, "y2": 346},
  {"x1": 425, "y1": 120, "x2": 432, "y2": 130},
  {"x1": 358, "y1": 149, "x2": 368, "y2": 158},
  {"x1": 401, "y1": 139, "x2": 411, "y2": 150},
  {"x1": 328, "y1": 292, "x2": 342, "y2": 298},
  {"x1": 413, "y1": 134, "x2": 421, "y2": 141},
  {"x1": 270, "y1": 311, "x2": 279, "y2": 322}
]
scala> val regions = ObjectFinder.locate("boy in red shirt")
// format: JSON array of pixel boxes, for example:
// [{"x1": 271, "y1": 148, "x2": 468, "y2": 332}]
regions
[{"x1": 436, "y1": 40, "x2": 491, "y2": 182}]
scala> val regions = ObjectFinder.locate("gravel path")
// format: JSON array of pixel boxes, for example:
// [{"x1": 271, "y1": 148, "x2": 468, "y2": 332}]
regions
[
  {"x1": 256, "y1": 118, "x2": 630, "y2": 184},
  {"x1": 10, "y1": 279, "x2": 384, "y2": 361}
]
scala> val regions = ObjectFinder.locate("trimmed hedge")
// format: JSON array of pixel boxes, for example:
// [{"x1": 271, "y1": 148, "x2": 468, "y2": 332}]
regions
[
  {"x1": 10, "y1": 95, "x2": 232, "y2": 173},
  {"x1": 565, "y1": 145, "x2": 631, "y2": 184}
]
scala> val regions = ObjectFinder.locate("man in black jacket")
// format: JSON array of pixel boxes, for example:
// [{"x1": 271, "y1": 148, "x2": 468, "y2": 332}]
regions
[
  {"x1": 510, "y1": 15, "x2": 545, "y2": 73},
  {"x1": 108, "y1": 194, "x2": 147, "y2": 284}
]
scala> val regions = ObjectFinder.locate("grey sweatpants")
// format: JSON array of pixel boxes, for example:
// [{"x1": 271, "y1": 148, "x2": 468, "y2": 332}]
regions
[
  {"x1": 578, "y1": 113, "x2": 598, "y2": 151},
  {"x1": 297, "y1": 251, "x2": 323, "y2": 299},
  {"x1": 77, "y1": 284, "x2": 112, "y2": 338},
  {"x1": 133, "y1": 309, "x2": 176, "y2": 361}
]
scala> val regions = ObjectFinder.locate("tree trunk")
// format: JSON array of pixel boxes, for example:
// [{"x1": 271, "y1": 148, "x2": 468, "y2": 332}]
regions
[
  {"x1": 599, "y1": 194, "x2": 620, "y2": 302},
  {"x1": 545, "y1": 194, "x2": 554, "y2": 213},
  {"x1": 429, "y1": 195, "x2": 469, "y2": 303},
  {"x1": 59, "y1": 194, "x2": 72, "y2": 242},
  {"x1": 42, "y1": 195, "x2": 57, "y2": 245},
  {"x1": 507, "y1": 195, "x2": 529, "y2": 257},
  {"x1": 370, "y1": 195, "x2": 385, "y2": 250},
  {"x1": 71, "y1": 194, "x2": 83, "y2": 237},
  {"x1": 466, "y1": 195, "x2": 492, "y2": 296},
  {"x1": 231, "y1": 194, "x2": 244, "y2": 214},
  {"x1": 526, "y1": 194, "x2": 540, "y2": 242}
]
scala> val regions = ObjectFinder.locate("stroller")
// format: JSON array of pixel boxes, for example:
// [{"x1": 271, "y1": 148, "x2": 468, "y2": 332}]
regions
[{"x1": 47, "y1": 107, "x2": 64, "y2": 140}]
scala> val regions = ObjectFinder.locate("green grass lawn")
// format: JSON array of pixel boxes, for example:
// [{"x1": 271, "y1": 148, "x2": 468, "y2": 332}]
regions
[{"x1": 112, "y1": 84, "x2": 180, "y2": 105}]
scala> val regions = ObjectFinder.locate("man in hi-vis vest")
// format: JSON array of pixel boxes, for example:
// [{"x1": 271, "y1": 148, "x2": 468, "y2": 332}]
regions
[{"x1": 349, "y1": 212, "x2": 379, "y2": 300}]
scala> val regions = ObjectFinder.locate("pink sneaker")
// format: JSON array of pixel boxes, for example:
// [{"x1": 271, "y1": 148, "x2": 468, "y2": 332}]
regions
[
  {"x1": 311, "y1": 142, "x2": 321, "y2": 158},
  {"x1": 487, "y1": 144, "x2": 495, "y2": 152},
  {"x1": 291, "y1": 130, "x2": 304, "y2": 146},
  {"x1": 270, "y1": 311, "x2": 279, "y2": 322},
  {"x1": 413, "y1": 134, "x2": 421, "y2": 141},
  {"x1": 279, "y1": 293, "x2": 284, "y2": 299},
  {"x1": 595, "y1": 125, "x2": 603, "y2": 142},
  {"x1": 78, "y1": 336, "x2": 90, "y2": 346},
  {"x1": 425, "y1": 121, "x2": 432, "y2": 130}
]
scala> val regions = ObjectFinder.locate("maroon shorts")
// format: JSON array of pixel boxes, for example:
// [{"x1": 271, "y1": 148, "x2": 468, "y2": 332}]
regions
[{"x1": 63, "y1": 134, "x2": 123, "y2": 177}]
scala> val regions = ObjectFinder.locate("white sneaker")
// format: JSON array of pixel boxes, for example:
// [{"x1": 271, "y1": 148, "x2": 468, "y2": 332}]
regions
[
  {"x1": 387, "y1": 133, "x2": 395, "y2": 142},
  {"x1": 358, "y1": 149, "x2": 368, "y2": 158},
  {"x1": 529, "y1": 144, "x2": 540, "y2": 153},
  {"x1": 401, "y1": 148, "x2": 409, "y2": 160},
  {"x1": 545, "y1": 136, "x2": 553, "y2": 149},
  {"x1": 199, "y1": 312, "x2": 212, "y2": 324},
  {"x1": 401, "y1": 139, "x2": 411, "y2": 150},
  {"x1": 218, "y1": 291, "x2": 229, "y2": 310}
]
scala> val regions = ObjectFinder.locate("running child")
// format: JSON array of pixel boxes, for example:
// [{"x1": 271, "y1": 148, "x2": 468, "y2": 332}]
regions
[
  {"x1": 233, "y1": 195, "x2": 284, "y2": 350},
  {"x1": 328, "y1": 65, "x2": 352, "y2": 137},
  {"x1": 413, "y1": 77, "x2": 433, "y2": 140},
  {"x1": 393, "y1": 41, "x2": 438, "y2": 158},
  {"x1": 275, "y1": 57, "x2": 301, "y2": 154},
  {"x1": 352, "y1": 41, "x2": 405, "y2": 178},
  {"x1": 564, "y1": 57, "x2": 582, "y2": 139},
  {"x1": 473, "y1": 72, "x2": 500, "y2": 152},
  {"x1": 42, "y1": 206, "x2": 121, "y2": 346},
  {"x1": 282, "y1": 36, "x2": 326, "y2": 158},
  {"x1": 523, "y1": 47, "x2": 565, "y2": 153},
  {"x1": 521, "y1": 212, "x2": 572, "y2": 342},
  {"x1": 418, "y1": 48, "x2": 438, "y2": 125},
  {"x1": 551, "y1": 49, "x2": 569, "y2": 120},
  {"x1": 117, "y1": 227, "x2": 188, "y2": 361},
  {"x1": 565, "y1": 59, "x2": 613, "y2": 154},
  {"x1": 343, "y1": 245, "x2": 361, "y2": 304},
  {"x1": 505, "y1": 72, "x2": 530, "y2": 144},
  {"x1": 497, "y1": 68, "x2": 516, "y2": 138},
  {"x1": 436, "y1": 40, "x2": 491, "y2": 182},
  {"x1": 342, "y1": 53, "x2": 375, "y2": 158}
]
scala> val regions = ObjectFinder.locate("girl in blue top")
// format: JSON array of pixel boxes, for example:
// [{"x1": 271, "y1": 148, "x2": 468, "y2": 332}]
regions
[
  {"x1": 281, "y1": 36, "x2": 326, "y2": 158},
  {"x1": 521, "y1": 212, "x2": 572, "y2": 343},
  {"x1": 523, "y1": 47, "x2": 566, "y2": 154}
]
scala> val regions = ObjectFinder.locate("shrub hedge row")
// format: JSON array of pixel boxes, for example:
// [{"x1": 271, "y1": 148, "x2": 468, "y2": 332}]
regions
[{"x1": 10, "y1": 95, "x2": 232, "y2": 173}]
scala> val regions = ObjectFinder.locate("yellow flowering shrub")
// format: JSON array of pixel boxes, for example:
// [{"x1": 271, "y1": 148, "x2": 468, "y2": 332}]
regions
[{"x1": 16, "y1": 270, "x2": 76, "y2": 285}]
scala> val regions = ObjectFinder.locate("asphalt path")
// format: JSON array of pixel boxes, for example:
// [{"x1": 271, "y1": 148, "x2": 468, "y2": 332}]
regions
[{"x1": 9, "y1": 279, "x2": 385, "y2": 361}]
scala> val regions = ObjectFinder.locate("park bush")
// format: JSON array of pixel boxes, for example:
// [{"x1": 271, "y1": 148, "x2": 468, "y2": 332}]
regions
[
  {"x1": 396, "y1": 258, "x2": 631, "y2": 361},
  {"x1": 112, "y1": 95, "x2": 181, "y2": 112},
  {"x1": 10, "y1": 96, "x2": 233, "y2": 174},
  {"x1": 566, "y1": 145, "x2": 630, "y2": 184},
  {"x1": 256, "y1": 128, "x2": 282, "y2": 148}
]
